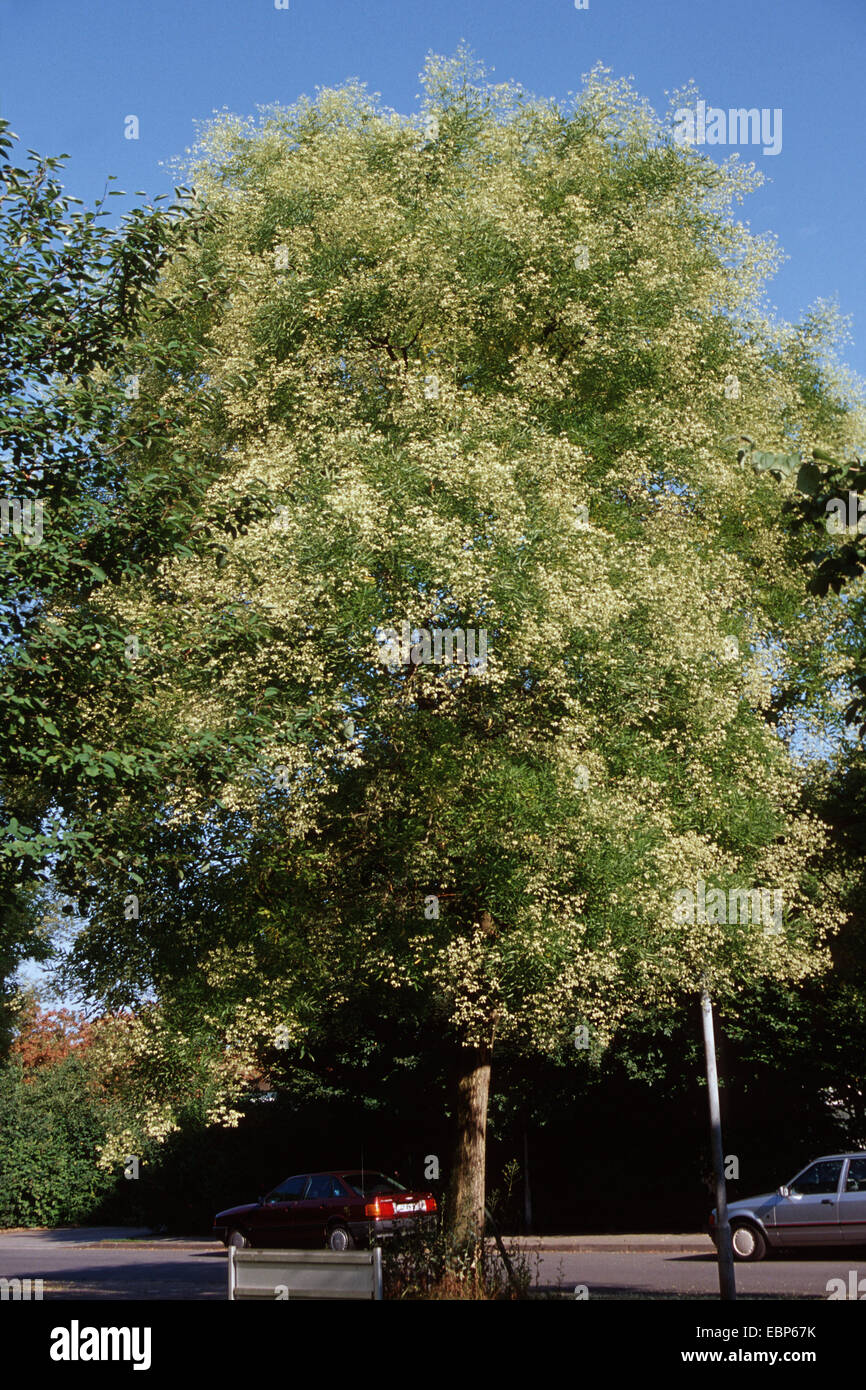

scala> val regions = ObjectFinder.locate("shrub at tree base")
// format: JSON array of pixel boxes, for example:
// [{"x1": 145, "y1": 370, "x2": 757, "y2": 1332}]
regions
[{"x1": 382, "y1": 1223, "x2": 531, "y2": 1300}]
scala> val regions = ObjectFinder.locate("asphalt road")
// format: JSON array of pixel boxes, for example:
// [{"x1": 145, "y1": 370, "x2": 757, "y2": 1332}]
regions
[
  {"x1": 534, "y1": 1249, "x2": 861, "y2": 1299},
  {"x1": 0, "y1": 1229, "x2": 862, "y2": 1299},
  {"x1": 0, "y1": 1231, "x2": 225, "y2": 1300}
]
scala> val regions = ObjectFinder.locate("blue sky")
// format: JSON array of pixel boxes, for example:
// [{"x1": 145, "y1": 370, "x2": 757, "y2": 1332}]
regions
[{"x1": 2, "y1": 0, "x2": 865, "y2": 380}]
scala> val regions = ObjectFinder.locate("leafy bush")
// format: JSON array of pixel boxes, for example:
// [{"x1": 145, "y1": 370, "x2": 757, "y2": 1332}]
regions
[{"x1": 0, "y1": 1055, "x2": 114, "y2": 1226}]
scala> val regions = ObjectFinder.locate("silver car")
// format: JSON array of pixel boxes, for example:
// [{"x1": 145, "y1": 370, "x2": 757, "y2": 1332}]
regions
[{"x1": 709, "y1": 1152, "x2": 866, "y2": 1261}]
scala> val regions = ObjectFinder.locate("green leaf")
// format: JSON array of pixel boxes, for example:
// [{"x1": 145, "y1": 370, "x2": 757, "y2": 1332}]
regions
[{"x1": 795, "y1": 463, "x2": 821, "y2": 497}]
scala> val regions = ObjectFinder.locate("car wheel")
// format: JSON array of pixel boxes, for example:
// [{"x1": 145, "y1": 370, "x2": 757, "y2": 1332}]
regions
[
  {"x1": 327, "y1": 1223, "x2": 355, "y2": 1252},
  {"x1": 731, "y1": 1222, "x2": 766, "y2": 1262},
  {"x1": 228, "y1": 1229, "x2": 249, "y2": 1250}
]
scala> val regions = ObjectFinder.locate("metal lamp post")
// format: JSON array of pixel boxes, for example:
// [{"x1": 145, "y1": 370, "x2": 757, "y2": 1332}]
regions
[{"x1": 700, "y1": 985, "x2": 736, "y2": 1300}]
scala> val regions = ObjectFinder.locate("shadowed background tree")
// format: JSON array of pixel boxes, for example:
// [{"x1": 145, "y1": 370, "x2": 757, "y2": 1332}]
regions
[{"x1": 0, "y1": 120, "x2": 234, "y2": 1051}]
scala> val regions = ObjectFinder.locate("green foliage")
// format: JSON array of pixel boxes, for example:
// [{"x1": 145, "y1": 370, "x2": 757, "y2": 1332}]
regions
[
  {"x1": 0, "y1": 120, "x2": 305, "y2": 1045},
  {"x1": 0, "y1": 1055, "x2": 113, "y2": 1226},
  {"x1": 742, "y1": 438, "x2": 866, "y2": 734}
]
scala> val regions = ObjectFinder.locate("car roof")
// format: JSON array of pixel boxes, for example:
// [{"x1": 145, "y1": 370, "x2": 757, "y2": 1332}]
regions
[
  {"x1": 801, "y1": 1153, "x2": 866, "y2": 1163},
  {"x1": 282, "y1": 1169, "x2": 388, "y2": 1178},
  {"x1": 335, "y1": 1168, "x2": 391, "y2": 1175}
]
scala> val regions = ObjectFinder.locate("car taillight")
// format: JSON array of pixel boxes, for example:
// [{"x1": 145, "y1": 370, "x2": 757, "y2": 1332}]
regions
[
  {"x1": 424, "y1": 1197, "x2": 437, "y2": 1213},
  {"x1": 365, "y1": 1197, "x2": 395, "y2": 1218}
]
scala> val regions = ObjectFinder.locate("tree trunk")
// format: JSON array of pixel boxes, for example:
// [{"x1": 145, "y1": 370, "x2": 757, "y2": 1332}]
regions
[{"x1": 447, "y1": 1039, "x2": 493, "y2": 1247}]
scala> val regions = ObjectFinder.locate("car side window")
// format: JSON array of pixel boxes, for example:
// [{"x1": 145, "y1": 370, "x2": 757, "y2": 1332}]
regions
[
  {"x1": 789, "y1": 1160, "x2": 843, "y2": 1195},
  {"x1": 845, "y1": 1159, "x2": 866, "y2": 1192},
  {"x1": 307, "y1": 1175, "x2": 343, "y2": 1200},
  {"x1": 268, "y1": 1175, "x2": 309, "y2": 1202}
]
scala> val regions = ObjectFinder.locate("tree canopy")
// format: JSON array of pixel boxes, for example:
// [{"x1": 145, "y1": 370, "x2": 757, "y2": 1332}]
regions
[{"x1": 11, "y1": 52, "x2": 865, "y2": 1240}]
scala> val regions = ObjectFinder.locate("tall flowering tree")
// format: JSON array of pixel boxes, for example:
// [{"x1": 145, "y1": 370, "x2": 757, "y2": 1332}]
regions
[{"x1": 62, "y1": 52, "x2": 859, "y2": 1243}]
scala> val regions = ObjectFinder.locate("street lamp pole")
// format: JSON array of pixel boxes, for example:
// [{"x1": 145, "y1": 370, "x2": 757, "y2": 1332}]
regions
[{"x1": 700, "y1": 986, "x2": 737, "y2": 1301}]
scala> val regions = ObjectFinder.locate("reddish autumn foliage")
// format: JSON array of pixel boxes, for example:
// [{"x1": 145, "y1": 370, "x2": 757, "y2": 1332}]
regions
[{"x1": 10, "y1": 1002, "x2": 96, "y2": 1076}]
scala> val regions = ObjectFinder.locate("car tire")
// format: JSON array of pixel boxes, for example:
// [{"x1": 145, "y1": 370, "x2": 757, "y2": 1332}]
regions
[
  {"x1": 327, "y1": 1223, "x2": 355, "y2": 1252},
  {"x1": 730, "y1": 1222, "x2": 766, "y2": 1262},
  {"x1": 227, "y1": 1229, "x2": 249, "y2": 1250}
]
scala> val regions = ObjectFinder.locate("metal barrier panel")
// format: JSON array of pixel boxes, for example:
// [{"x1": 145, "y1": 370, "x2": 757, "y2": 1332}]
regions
[{"x1": 228, "y1": 1247, "x2": 383, "y2": 1300}]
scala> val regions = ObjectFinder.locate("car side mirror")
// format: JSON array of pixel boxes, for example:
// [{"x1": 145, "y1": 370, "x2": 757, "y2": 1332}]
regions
[{"x1": 777, "y1": 1185, "x2": 789, "y2": 1197}]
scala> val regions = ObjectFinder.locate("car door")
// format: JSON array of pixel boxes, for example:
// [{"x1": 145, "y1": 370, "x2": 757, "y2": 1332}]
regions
[
  {"x1": 837, "y1": 1157, "x2": 866, "y2": 1246},
  {"x1": 300, "y1": 1175, "x2": 351, "y2": 1246},
  {"x1": 773, "y1": 1159, "x2": 844, "y2": 1247},
  {"x1": 258, "y1": 1174, "x2": 310, "y2": 1246}
]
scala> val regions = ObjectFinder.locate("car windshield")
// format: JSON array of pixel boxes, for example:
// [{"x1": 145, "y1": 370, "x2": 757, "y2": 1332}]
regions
[{"x1": 342, "y1": 1172, "x2": 407, "y2": 1197}]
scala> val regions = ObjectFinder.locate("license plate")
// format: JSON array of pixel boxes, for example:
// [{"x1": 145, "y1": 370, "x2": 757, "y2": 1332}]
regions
[{"x1": 395, "y1": 1202, "x2": 422, "y2": 1213}]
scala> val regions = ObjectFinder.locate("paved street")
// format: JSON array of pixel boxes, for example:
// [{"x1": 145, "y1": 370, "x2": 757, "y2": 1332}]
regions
[
  {"x1": 0, "y1": 1230, "x2": 225, "y2": 1300},
  {"x1": 0, "y1": 1229, "x2": 861, "y2": 1299},
  {"x1": 532, "y1": 1248, "x2": 860, "y2": 1299}
]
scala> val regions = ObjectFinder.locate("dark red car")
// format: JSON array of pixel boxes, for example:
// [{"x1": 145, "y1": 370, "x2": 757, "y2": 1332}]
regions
[{"x1": 213, "y1": 1169, "x2": 438, "y2": 1252}]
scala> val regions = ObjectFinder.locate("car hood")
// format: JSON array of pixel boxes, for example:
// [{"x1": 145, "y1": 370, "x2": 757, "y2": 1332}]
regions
[
  {"x1": 214, "y1": 1202, "x2": 259, "y2": 1223},
  {"x1": 713, "y1": 1192, "x2": 780, "y2": 1221}
]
